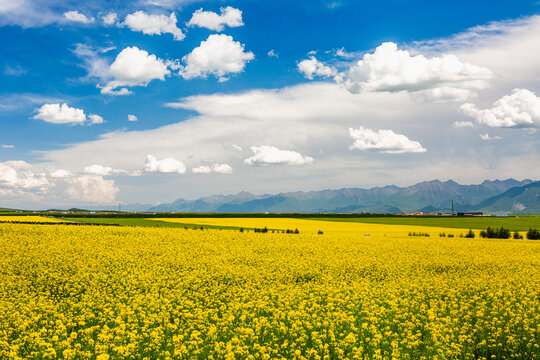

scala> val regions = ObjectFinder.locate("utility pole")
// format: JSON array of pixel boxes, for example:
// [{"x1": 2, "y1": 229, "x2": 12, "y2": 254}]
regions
[
  {"x1": 119, "y1": 202, "x2": 121, "y2": 212},
  {"x1": 451, "y1": 200, "x2": 454, "y2": 215}
]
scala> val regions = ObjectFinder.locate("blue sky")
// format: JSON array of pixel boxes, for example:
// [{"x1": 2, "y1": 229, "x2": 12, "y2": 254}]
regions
[{"x1": 1, "y1": 0, "x2": 540, "y2": 208}]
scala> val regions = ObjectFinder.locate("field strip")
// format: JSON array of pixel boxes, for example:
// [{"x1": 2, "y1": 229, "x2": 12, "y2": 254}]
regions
[
  {"x1": 305, "y1": 215, "x2": 540, "y2": 231},
  {"x1": 152, "y1": 217, "x2": 476, "y2": 236},
  {"x1": 0, "y1": 215, "x2": 69, "y2": 223}
]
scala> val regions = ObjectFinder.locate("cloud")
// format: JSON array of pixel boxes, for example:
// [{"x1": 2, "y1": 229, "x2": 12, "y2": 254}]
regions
[
  {"x1": 267, "y1": 50, "x2": 278, "y2": 58},
  {"x1": 102, "y1": 12, "x2": 118, "y2": 25},
  {"x1": 348, "y1": 127, "x2": 426, "y2": 154},
  {"x1": 0, "y1": 160, "x2": 117, "y2": 205},
  {"x1": 192, "y1": 165, "x2": 211, "y2": 174},
  {"x1": 245, "y1": 146, "x2": 314, "y2": 165},
  {"x1": 336, "y1": 47, "x2": 350, "y2": 58},
  {"x1": 33, "y1": 103, "x2": 103, "y2": 126},
  {"x1": 297, "y1": 56, "x2": 338, "y2": 80},
  {"x1": 2, "y1": 144, "x2": 14, "y2": 149},
  {"x1": 453, "y1": 121, "x2": 475, "y2": 128},
  {"x1": 461, "y1": 88, "x2": 540, "y2": 128},
  {"x1": 187, "y1": 6, "x2": 243, "y2": 31},
  {"x1": 343, "y1": 42, "x2": 492, "y2": 101},
  {"x1": 63, "y1": 10, "x2": 94, "y2": 24},
  {"x1": 88, "y1": 114, "x2": 104, "y2": 124},
  {"x1": 100, "y1": 47, "x2": 171, "y2": 95},
  {"x1": 193, "y1": 163, "x2": 233, "y2": 174},
  {"x1": 123, "y1": 11, "x2": 184, "y2": 40},
  {"x1": 142, "y1": 0, "x2": 203, "y2": 8},
  {"x1": 212, "y1": 163, "x2": 233, "y2": 173},
  {"x1": 72, "y1": 44, "x2": 113, "y2": 83},
  {"x1": 0, "y1": 160, "x2": 48, "y2": 192},
  {"x1": 480, "y1": 133, "x2": 501, "y2": 141},
  {"x1": 180, "y1": 34, "x2": 254, "y2": 81},
  {"x1": 3, "y1": 65, "x2": 26, "y2": 76},
  {"x1": 61, "y1": 175, "x2": 118, "y2": 204},
  {"x1": 83, "y1": 164, "x2": 127, "y2": 176},
  {"x1": 144, "y1": 155, "x2": 186, "y2": 173},
  {"x1": 50, "y1": 169, "x2": 71, "y2": 178},
  {"x1": 128, "y1": 114, "x2": 138, "y2": 122}
]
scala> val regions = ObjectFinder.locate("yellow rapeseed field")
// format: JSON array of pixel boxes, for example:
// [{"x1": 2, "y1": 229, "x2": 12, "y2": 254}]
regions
[
  {"x1": 1, "y1": 222, "x2": 539, "y2": 359},
  {"x1": 0, "y1": 216, "x2": 66, "y2": 223},
  {"x1": 153, "y1": 217, "x2": 472, "y2": 236}
]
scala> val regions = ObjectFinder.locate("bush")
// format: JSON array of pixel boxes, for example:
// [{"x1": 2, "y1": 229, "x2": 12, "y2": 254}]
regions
[
  {"x1": 479, "y1": 227, "x2": 511, "y2": 239},
  {"x1": 447, "y1": 234, "x2": 454, "y2": 238},
  {"x1": 526, "y1": 228, "x2": 540, "y2": 240},
  {"x1": 439, "y1": 232, "x2": 446, "y2": 237},
  {"x1": 513, "y1": 231, "x2": 522, "y2": 240},
  {"x1": 408, "y1": 232, "x2": 430, "y2": 237},
  {"x1": 464, "y1": 229, "x2": 475, "y2": 238},
  {"x1": 317, "y1": 230, "x2": 324, "y2": 235}
]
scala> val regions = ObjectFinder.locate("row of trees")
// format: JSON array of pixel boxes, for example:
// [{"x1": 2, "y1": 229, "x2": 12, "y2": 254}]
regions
[{"x1": 476, "y1": 227, "x2": 540, "y2": 240}]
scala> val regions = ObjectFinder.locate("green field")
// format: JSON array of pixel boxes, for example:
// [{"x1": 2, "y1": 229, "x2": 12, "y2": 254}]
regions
[{"x1": 309, "y1": 215, "x2": 540, "y2": 231}]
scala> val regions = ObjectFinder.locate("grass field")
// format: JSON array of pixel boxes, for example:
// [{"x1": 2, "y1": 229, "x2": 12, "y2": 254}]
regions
[{"x1": 1, "y1": 222, "x2": 539, "y2": 359}]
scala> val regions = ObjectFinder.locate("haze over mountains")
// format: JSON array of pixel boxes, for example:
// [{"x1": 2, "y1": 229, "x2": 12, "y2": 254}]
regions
[{"x1": 132, "y1": 179, "x2": 539, "y2": 214}]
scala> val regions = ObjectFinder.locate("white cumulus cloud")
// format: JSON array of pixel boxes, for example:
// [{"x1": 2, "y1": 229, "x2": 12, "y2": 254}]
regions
[
  {"x1": 192, "y1": 165, "x2": 211, "y2": 174},
  {"x1": 460, "y1": 88, "x2": 540, "y2": 128},
  {"x1": 2, "y1": 144, "x2": 14, "y2": 149},
  {"x1": 193, "y1": 163, "x2": 233, "y2": 174},
  {"x1": 187, "y1": 6, "x2": 243, "y2": 31},
  {"x1": 128, "y1": 114, "x2": 138, "y2": 122},
  {"x1": 123, "y1": 11, "x2": 184, "y2": 41},
  {"x1": 343, "y1": 42, "x2": 492, "y2": 101},
  {"x1": 245, "y1": 146, "x2": 314, "y2": 165},
  {"x1": 33, "y1": 103, "x2": 102, "y2": 126},
  {"x1": 348, "y1": 127, "x2": 426, "y2": 154},
  {"x1": 63, "y1": 11, "x2": 94, "y2": 24},
  {"x1": 267, "y1": 50, "x2": 278, "y2": 58},
  {"x1": 100, "y1": 47, "x2": 171, "y2": 95},
  {"x1": 0, "y1": 160, "x2": 117, "y2": 205},
  {"x1": 144, "y1": 155, "x2": 186, "y2": 174},
  {"x1": 180, "y1": 34, "x2": 254, "y2": 81},
  {"x1": 102, "y1": 12, "x2": 118, "y2": 26},
  {"x1": 298, "y1": 56, "x2": 338, "y2": 80},
  {"x1": 88, "y1": 114, "x2": 104, "y2": 124},
  {"x1": 480, "y1": 133, "x2": 501, "y2": 140},
  {"x1": 50, "y1": 169, "x2": 71, "y2": 178},
  {"x1": 83, "y1": 164, "x2": 127, "y2": 176}
]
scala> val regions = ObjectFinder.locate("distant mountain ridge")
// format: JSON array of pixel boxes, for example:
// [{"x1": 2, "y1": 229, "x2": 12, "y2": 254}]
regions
[{"x1": 148, "y1": 178, "x2": 537, "y2": 214}]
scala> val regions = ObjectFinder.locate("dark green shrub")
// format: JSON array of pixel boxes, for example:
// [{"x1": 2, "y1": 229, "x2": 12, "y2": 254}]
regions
[
  {"x1": 526, "y1": 228, "x2": 540, "y2": 240},
  {"x1": 464, "y1": 229, "x2": 475, "y2": 238},
  {"x1": 479, "y1": 227, "x2": 511, "y2": 239},
  {"x1": 513, "y1": 231, "x2": 522, "y2": 240}
]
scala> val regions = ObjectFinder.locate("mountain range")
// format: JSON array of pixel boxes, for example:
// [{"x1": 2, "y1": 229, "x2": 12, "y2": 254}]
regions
[{"x1": 142, "y1": 178, "x2": 540, "y2": 214}]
